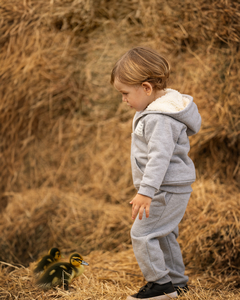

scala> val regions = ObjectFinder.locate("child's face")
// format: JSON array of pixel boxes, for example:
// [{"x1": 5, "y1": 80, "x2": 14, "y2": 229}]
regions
[{"x1": 114, "y1": 79, "x2": 153, "y2": 112}]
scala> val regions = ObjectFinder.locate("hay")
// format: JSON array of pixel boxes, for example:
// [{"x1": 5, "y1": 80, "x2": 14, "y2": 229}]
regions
[
  {"x1": 0, "y1": 249, "x2": 142, "y2": 300},
  {"x1": 0, "y1": 188, "x2": 132, "y2": 265},
  {"x1": 180, "y1": 179, "x2": 240, "y2": 288},
  {"x1": 0, "y1": 0, "x2": 239, "y2": 196},
  {"x1": 1, "y1": 179, "x2": 240, "y2": 289},
  {"x1": 1, "y1": 249, "x2": 240, "y2": 299},
  {"x1": 0, "y1": 0, "x2": 240, "y2": 299},
  {"x1": 178, "y1": 51, "x2": 240, "y2": 184}
]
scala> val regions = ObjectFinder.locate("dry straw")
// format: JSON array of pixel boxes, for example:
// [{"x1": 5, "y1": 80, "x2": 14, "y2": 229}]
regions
[
  {"x1": 0, "y1": 0, "x2": 239, "y2": 196},
  {"x1": 0, "y1": 0, "x2": 240, "y2": 299},
  {"x1": 0, "y1": 188, "x2": 132, "y2": 264},
  {"x1": 1, "y1": 179, "x2": 240, "y2": 289}
]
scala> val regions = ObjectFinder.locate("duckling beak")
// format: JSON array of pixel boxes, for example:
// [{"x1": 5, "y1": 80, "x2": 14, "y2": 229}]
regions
[{"x1": 81, "y1": 260, "x2": 89, "y2": 266}]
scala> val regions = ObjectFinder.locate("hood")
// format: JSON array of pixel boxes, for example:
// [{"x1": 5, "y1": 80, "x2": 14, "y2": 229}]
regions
[{"x1": 140, "y1": 88, "x2": 201, "y2": 136}]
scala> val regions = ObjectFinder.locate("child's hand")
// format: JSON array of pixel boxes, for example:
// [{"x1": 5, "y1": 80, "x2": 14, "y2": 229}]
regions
[{"x1": 130, "y1": 194, "x2": 152, "y2": 220}]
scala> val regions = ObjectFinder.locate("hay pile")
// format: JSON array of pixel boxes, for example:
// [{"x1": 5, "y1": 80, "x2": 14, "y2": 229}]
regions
[
  {"x1": 1, "y1": 179, "x2": 240, "y2": 286},
  {"x1": 0, "y1": 0, "x2": 239, "y2": 195},
  {"x1": 0, "y1": 188, "x2": 132, "y2": 264},
  {"x1": 0, "y1": 0, "x2": 240, "y2": 298},
  {"x1": 180, "y1": 180, "x2": 240, "y2": 287},
  {"x1": 2, "y1": 248, "x2": 240, "y2": 300}
]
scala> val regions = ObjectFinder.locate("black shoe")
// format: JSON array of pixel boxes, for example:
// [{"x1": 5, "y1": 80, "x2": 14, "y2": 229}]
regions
[
  {"x1": 126, "y1": 282, "x2": 178, "y2": 299},
  {"x1": 174, "y1": 284, "x2": 189, "y2": 295}
]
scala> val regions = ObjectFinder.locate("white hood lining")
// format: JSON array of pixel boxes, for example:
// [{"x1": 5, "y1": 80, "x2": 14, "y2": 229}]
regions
[{"x1": 146, "y1": 89, "x2": 190, "y2": 113}]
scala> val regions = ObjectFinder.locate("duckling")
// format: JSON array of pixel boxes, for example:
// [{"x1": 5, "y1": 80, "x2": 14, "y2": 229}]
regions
[
  {"x1": 36, "y1": 252, "x2": 88, "y2": 290},
  {"x1": 33, "y1": 247, "x2": 61, "y2": 277}
]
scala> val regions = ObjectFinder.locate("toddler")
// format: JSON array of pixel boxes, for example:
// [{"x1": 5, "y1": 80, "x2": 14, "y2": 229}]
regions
[{"x1": 111, "y1": 46, "x2": 201, "y2": 300}]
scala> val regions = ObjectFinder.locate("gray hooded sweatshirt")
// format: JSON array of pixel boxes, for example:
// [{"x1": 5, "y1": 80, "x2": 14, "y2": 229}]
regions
[{"x1": 131, "y1": 88, "x2": 201, "y2": 197}]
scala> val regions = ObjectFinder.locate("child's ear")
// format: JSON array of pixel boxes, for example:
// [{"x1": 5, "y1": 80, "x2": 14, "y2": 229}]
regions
[{"x1": 142, "y1": 82, "x2": 153, "y2": 96}]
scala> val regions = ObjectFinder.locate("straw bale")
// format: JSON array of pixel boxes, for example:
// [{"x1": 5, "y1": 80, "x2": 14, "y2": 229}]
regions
[
  {"x1": 179, "y1": 178, "x2": 240, "y2": 287},
  {"x1": 0, "y1": 188, "x2": 132, "y2": 265},
  {"x1": 14, "y1": 108, "x2": 135, "y2": 205},
  {"x1": 1, "y1": 179, "x2": 240, "y2": 283},
  {"x1": 0, "y1": 0, "x2": 240, "y2": 198},
  {"x1": 0, "y1": 1, "x2": 240, "y2": 297},
  {"x1": 170, "y1": 48, "x2": 240, "y2": 184}
]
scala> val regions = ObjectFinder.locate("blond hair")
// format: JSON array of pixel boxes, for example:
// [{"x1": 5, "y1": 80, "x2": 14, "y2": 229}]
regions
[{"x1": 110, "y1": 46, "x2": 170, "y2": 90}]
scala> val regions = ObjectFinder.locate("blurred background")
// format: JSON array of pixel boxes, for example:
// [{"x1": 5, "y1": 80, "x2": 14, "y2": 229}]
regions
[{"x1": 0, "y1": 0, "x2": 240, "y2": 296}]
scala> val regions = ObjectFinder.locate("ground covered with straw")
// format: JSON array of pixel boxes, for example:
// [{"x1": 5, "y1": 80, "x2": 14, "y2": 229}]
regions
[{"x1": 0, "y1": 0, "x2": 240, "y2": 299}]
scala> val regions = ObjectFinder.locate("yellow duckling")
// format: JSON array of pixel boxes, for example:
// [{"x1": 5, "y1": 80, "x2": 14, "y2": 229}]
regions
[
  {"x1": 36, "y1": 252, "x2": 88, "y2": 290},
  {"x1": 33, "y1": 247, "x2": 61, "y2": 277}
]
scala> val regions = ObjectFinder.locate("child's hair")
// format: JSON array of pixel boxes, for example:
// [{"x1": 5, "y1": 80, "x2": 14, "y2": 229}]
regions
[{"x1": 110, "y1": 46, "x2": 170, "y2": 90}]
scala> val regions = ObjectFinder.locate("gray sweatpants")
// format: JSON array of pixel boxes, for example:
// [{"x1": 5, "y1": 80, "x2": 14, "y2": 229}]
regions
[{"x1": 130, "y1": 191, "x2": 190, "y2": 287}]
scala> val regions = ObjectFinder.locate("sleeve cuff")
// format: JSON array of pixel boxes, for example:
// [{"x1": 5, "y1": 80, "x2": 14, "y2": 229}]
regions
[{"x1": 138, "y1": 184, "x2": 157, "y2": 199}]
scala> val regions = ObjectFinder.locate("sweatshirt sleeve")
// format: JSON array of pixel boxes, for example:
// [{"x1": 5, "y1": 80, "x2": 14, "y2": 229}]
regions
[{"x1": 138, "y1": 115, "x2": 182, "y2": 198}]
